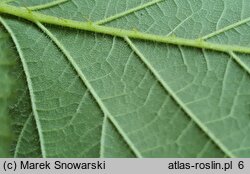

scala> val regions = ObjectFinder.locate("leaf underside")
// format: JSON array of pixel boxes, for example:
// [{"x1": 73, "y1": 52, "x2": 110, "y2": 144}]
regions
[
  {"x1": 0, "y1": 0, "x2": 250, "y2": 158},
  {"x1": 0, "y1": 26, "x2": 13, "y2": 157}
]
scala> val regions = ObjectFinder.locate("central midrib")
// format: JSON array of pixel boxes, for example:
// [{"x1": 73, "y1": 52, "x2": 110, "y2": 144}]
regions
[{"x1": 1, "y1": 4, "x2": 250, "y2": 54}]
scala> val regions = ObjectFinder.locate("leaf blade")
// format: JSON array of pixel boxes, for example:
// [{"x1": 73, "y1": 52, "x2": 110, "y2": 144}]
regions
[{"x1": 0, "y1": 0, "x2": 249, "y2": 157}]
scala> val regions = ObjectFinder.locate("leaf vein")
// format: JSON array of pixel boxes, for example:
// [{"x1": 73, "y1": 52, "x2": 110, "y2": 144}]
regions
[
  {"x1": 13, "y1": 113, "x2": 32, "y2": 157},
  {"x1": 2, "y1": 4, "x2": 250, "y2": 54},
  {"x1": 229, "y1": 51, "x2": 250, "y2": 75},
  {"x1": 201, "y1": 16, "x2": 250, "y2": 40},
  {"x1": 95, "y1": 0, "x2": 162, "y2": 25}
]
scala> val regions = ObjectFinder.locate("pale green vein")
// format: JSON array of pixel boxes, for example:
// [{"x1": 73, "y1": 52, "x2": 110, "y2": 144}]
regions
[
  {"x1": 35, "y1": 22, "x2": 143, "y2": 158},
  {"x1": 14, "y1": 113, "x2": 32, "y2": 157},
  {"x1": 95, "y1": 0, "x2": 162, "y2": 25},
  {"x1": 229, "y1": 51, "x2": 250, "y2": 75},
  {"x1": 66, "y1": 90, "x2": 88, "y2": 127},
  {"x1": 100, "y1": 115, "x2": 108, "y2": 158},
  {"x1": 196, "y1": 140, "x2": 211, "y2": 158},
  {"x1": 0, "y1": 17, "x2": 47, "y2": 157},
  {"x1": 124, "y1": 36, "x2": 235, "y2": 158},
  {"x1": 1, "y1": 4, "x2": 250, "y2": 54},
  {"x1": 166, "y1": 10, "x2": 200, "y2": 37},
  {"x1": 201, "y1": 16, "x2": 250, "y2": 40},
  {"x1": 26, "y1": 0, "x2": 70, "y2": 11},
  {"x1": 232, "y1": 147, "x2": 250, "y2": 153}
]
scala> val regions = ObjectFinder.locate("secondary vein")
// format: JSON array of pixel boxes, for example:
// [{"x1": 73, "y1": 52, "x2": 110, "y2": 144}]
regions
[
  {"x1": 26, "y1": 0, "x2": 70, "y2": 11},
  {"x1": 1, "y1": 4, "x2": 250, "y2": 54},
  {"x1": 95, "y1": 0, "x2": 162, "y2": 25},
  {"x1": 229, "y1": 51, "x2": 250, "y2": 75},
  {"x1": 201, "y1": 16, "x2": 250, "y2": 40},
  {"x1": 13, "y1": 113, "x2": 32, "y2": 157}
]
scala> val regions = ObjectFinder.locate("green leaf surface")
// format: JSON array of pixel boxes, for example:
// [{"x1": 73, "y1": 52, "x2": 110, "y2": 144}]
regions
[
  {"x1": 0, "y1": 0, "x2": 250, "y2": 157},
  {"x1": 0, "y1": 26, "x2": 13, "y2": 157},
  {"x1": 0, "y1": 22, "x2": 41, "y2": 157}
]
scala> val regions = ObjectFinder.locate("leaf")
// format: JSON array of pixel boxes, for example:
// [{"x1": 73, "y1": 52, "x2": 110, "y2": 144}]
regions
[
  {"x1": 0, "y1": 26, "x2": 13, "y2": 157},
  {"x1": 0, "y1": 0, "x2": 250, "y2": 157},
  {"x1": 0, "y1": 23, "x2": 41, "y2": 157}
]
